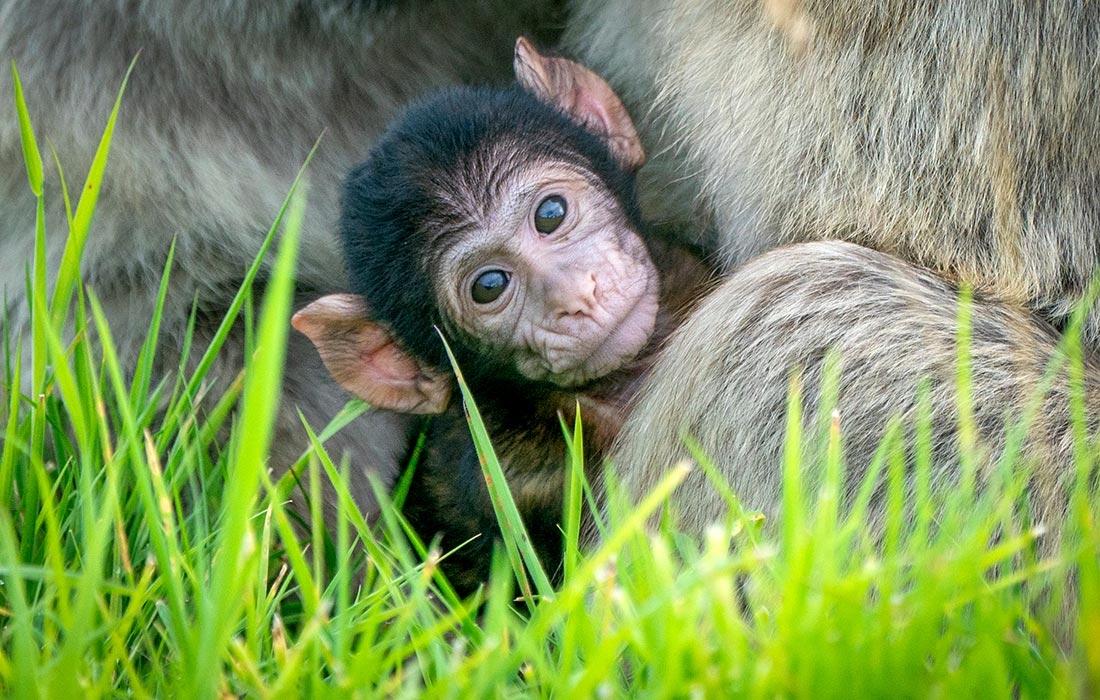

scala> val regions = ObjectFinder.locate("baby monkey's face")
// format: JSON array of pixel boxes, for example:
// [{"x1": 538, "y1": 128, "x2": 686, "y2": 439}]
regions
[{"x1": 435, "y1": 162, "x2": 658, "y2": 386}]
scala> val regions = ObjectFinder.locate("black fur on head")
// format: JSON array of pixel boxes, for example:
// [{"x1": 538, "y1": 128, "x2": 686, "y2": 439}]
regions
[{"x1": 341, "y1": 82, "x2": 644, "y2": 377}]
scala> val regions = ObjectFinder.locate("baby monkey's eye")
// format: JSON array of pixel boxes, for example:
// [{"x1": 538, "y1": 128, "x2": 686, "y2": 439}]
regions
[
  {"x1": 534, "y1": 195, "x2": 567, "y2": 234},
  {"x1": 472, "y1": 270, "x2": 510, "y2": 304}
]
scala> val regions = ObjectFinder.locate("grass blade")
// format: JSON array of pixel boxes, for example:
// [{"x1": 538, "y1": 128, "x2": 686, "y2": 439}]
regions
[
  {"x1": 52, "y1": 54, "x2": 139, "y2": 327},
  {"x1": 191, "y1": 182, "x2": 304, "y2": 699},
  {"x1": 438, "y1": 332, "x2": 554, "y2": 602}
]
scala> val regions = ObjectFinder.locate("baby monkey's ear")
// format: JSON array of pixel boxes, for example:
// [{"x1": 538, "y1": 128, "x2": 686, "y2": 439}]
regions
[
  {"x1": 292, "y1": 294, "x2": 452, "y2": 415},
  {"x1": 514, "y1": 36, "x2": 646, "y2": 171}
]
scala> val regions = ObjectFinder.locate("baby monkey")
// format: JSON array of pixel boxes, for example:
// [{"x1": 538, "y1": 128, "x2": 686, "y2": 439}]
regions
[{"x1": 294, "y1": 38, "x2": 711, "y2": 592}]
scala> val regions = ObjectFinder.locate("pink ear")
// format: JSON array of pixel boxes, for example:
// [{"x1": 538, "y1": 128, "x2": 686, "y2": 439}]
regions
[
  {"x1": 292, "y1": 294, "x2": 452, "y2": 415},
  {"x1": 514, "y1": 36, "x2": 646, "y2": 171}
]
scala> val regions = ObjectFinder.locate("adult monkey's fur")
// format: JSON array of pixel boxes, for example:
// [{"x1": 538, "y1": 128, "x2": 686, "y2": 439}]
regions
[
  {"x1": 608, "y1": 241, "x2": 1088, "y2": 539},
  {"x1": 567, "y1": 1, "x2": 1100, "y2": 336},
  {"x1": 0, "y1": 0, "x2": 561, "y2": 515},
  {"x1": 565, "y1": 2, "x2": 1100, "y2": 539}
]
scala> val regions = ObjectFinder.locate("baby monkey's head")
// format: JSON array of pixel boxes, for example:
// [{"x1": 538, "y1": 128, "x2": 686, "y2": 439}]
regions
[{"x1": 296, "y1": 38, "x2": 658, "y2": 414}]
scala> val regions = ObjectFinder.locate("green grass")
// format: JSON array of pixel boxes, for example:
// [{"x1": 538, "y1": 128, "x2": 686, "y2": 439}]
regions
[{"x1": 1, "y1": 63, "x2": 1098, "y2": 699}]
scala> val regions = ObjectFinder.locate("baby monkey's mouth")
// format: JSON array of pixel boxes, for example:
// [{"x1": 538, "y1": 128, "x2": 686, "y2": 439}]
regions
[
  {"x1": 527, "y1": 265, "x2": 660, "y2": 387},
  {"x1": 571, "y1": 289, "x2": 659, "y2": 383}
]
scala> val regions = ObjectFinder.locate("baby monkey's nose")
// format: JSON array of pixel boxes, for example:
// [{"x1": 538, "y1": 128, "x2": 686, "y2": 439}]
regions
[{"x1": 549, "y1": 270, "x2": 599, "y2": 319}]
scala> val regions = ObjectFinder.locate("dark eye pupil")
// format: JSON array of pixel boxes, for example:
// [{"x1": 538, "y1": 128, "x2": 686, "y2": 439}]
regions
[
  {"x1": 472, "y1": 270, "x2": 510, "y2": 304},
  {"x1": 534, "y1": 195, "x2": 567, "y2": 234}
]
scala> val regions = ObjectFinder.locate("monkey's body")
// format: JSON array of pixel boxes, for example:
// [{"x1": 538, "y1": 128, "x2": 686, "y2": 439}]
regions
[
  {"x1": 609, "y1": 240, "x2": 1087, "y2": 541},
  {"x1": 560, "y1": 1, "x2": 1100, "y2": 544},
  {"x1": 0, "y1": 0, "x2": 560, "y2": 516},
  {"x1": 566, "y1": 1, "x2": 1100, "y2": 339}
]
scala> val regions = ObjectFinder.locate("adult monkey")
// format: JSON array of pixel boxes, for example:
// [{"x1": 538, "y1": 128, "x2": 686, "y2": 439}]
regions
[
  {"x1": 565, "y1": 4, "x2": 1100, "y2": 534},
  {"x1": 566, "y1": 2, "x2": 1100, "y2": 329},
  {"x1": 0, "y1": 1, "x2": 561, "y2": 516}
]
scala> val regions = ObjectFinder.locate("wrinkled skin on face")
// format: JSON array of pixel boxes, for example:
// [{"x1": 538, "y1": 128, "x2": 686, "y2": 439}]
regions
[{"x1": 436, "y1": 163, "x2": 659, "y2": 386}]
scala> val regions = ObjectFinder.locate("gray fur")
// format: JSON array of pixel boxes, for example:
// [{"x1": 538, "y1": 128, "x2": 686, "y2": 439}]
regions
[
  {"x1": 607, "y1": 241, "x2": 1089, "y2": 538},
  {"x1": 0, "y1": 0, "x2": 559, "y2": 515},
  {"x1": 566, "y1": 1, "x2": 1100, "y2": 340}
]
